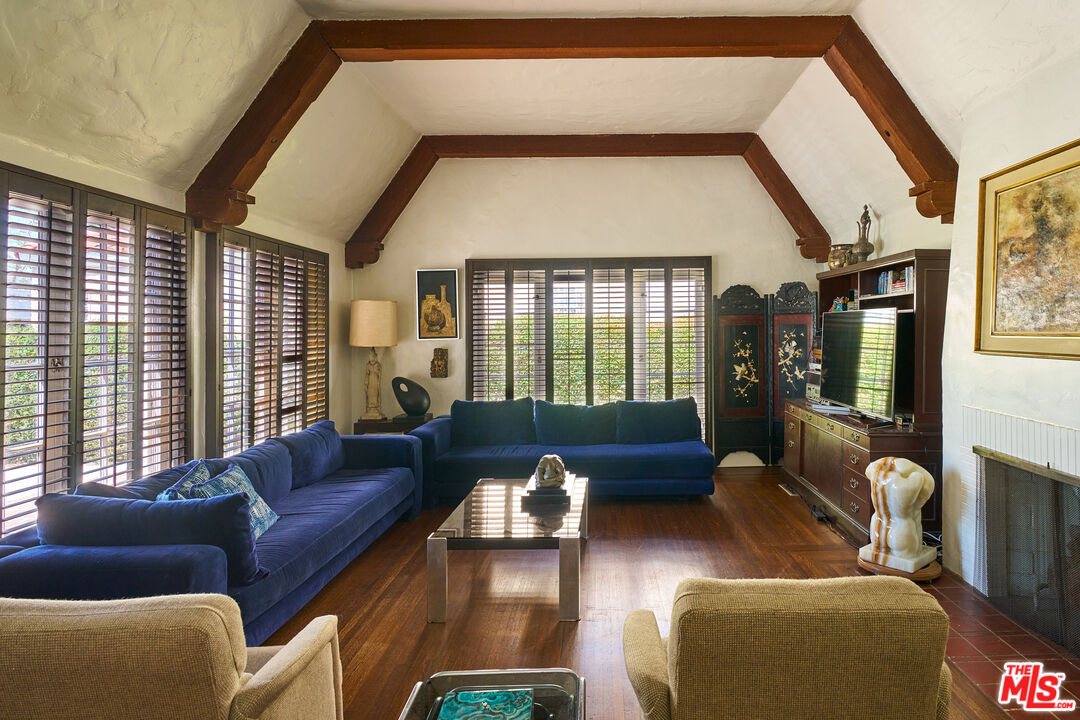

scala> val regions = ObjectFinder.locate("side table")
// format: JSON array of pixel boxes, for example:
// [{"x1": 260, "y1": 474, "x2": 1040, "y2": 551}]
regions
[{"x1": 353, "y1": 415, "x2": 432, "y2": 435}]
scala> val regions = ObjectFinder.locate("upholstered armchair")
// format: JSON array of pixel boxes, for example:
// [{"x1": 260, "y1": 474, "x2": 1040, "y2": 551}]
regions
[
  {"x1": 0, "y1": 593, "x2": 343, "y2": 720},
  {"x1": 623, "y1": 576, "x2": 950, "y2": 720}
]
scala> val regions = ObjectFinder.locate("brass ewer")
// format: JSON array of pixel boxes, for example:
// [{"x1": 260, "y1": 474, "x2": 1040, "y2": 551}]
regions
[{"x1": 851, "y1": 204, "x2": 874, "y2": 264}]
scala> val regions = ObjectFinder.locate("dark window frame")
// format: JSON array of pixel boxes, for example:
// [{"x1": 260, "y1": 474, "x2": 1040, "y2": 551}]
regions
[{"x1": 466, "y1": 256, "x2": 712, "y2": 443}]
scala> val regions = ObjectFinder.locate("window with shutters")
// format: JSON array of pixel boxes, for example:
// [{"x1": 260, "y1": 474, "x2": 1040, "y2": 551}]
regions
[
  {"x1": 466, "y1": 258, "x2": 710, "y2": 437},
  {"x1": 0, "y1": 168, "x2": 189, "y2": 533},
  {"x1": 218, "y1": 230, "x2": 329, "y2": 454}
]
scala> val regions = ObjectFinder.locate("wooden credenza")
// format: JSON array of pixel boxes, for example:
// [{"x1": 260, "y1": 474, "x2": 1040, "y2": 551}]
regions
[{"x1": 782, "y1": 399, "x2": 942, "y2": 542}]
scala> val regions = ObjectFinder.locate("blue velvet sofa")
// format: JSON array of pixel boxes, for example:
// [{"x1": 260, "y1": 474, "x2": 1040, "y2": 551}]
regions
[
  {"x1": 409, "y1": 397, "x2": 715, "y2": 508},
  {"x1": 0, "y1": 421, "x2": 421, "y2": 645}
]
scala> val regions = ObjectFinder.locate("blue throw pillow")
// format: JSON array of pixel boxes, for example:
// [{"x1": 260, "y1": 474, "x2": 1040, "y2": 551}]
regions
[
  {"x1": 276, "y1": 420, "x2": 344, "y2": 489},
  {"x1": 534, "y1": 401, "x2": 616, "y2": 445},
  {"x1": 188, "y1": 464, "x2": 279, "y2": 540},
  {"x1": 34, "y1": 493, "x2": 264, "y2": 586},
  {"x1": 123, "y1": 459, "x2": 207, "y2": 500},
  {"x1": 450, "y1": 397, "x2": 537, "y2": 446},
  {"x1": 156, "y1": 460, "x2": 211, "y2": 501},
  {"x1": 615, "y1": 398, "x2": 702, "y2": 444}
]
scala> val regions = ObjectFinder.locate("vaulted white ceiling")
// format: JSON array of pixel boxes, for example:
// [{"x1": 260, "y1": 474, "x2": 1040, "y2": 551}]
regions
[{"x1": 3, "y1": 0, "x2": 1080, "y2": 252}]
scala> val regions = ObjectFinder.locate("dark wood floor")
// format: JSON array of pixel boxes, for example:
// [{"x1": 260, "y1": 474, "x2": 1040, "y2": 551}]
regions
[{"x1": 267, "y1": 467, "x2": 1005, "y2": 719}]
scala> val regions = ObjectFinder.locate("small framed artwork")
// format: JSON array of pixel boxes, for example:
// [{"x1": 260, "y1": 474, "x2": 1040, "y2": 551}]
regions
[
  {"x1": 977, "y1": 138, "x2": 1080, "y2": 359},
  {"x1": 416, "y1": 269, "x2": 459, "y2": 340}
]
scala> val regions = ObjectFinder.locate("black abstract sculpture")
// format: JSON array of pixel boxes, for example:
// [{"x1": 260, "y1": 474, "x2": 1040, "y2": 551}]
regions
[{"x1": 392, "y1": 376, "x2": 431, "y2": 417}]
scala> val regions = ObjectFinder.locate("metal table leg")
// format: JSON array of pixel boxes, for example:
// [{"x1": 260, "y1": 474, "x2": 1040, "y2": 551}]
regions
[
  {"x1": 427, "y1": 535, "x2": 447, "y2": 623},
  {"x1": 559, "y1": 536, "x2": 581, "y2": 621}
]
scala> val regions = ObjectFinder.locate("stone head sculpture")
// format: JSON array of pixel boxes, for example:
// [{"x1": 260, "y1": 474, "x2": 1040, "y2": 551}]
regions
[{"x1": 535, "y1": 454, "x2": 567, "y2": 488}]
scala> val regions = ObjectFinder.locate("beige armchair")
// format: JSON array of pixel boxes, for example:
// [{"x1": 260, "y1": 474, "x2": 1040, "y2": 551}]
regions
[
  {"x1": 623, "y1": 576, "x2": 951, "y2": 720},
  {"x1": 0, "y1": 594, "x2": 343, "y2": 720}
]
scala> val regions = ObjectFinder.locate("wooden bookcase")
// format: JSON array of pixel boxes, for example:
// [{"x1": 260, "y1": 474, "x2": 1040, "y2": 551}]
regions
[{"x1": 782, "y1": 249, "x2": 950, "y2": 542}]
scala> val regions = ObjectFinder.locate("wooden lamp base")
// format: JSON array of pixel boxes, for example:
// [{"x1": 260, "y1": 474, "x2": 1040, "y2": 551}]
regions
[{"x1": 857, "y1": 556, "x2": 942, "y2": 582}]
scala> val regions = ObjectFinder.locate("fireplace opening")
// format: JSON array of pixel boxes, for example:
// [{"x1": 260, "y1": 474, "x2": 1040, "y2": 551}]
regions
[{"x1": 976, "y1": 446, "x2": 1080, "y2": 653}]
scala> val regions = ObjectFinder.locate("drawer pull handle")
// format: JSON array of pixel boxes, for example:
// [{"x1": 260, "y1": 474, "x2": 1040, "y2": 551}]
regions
[
  {"x1": 787, "y1": 421, "x2": 795, "y2": 430},
  {"x1": 849, "y1": 477, "x2": 859, "y2": 489},
  {"x1": 826, "y1": 423, "x2": 835, "y2": 432},
  {"x1": 787, "y1": 440, "x2": 795, "y2": 448},
  {"x1": 850, "y1": 431, "x2": 861, "y2": 442},
  {"x1": 849, "y1": 453, "x2": 859, "y2": 465},
  {"x1": 850, "y1": 501, "x2": 860, "y2": 514}
]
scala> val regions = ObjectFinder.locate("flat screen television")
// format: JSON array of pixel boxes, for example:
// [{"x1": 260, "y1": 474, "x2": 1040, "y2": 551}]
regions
[{"x1": 819, "y1": 308, "x2": 914, "y2": 421}]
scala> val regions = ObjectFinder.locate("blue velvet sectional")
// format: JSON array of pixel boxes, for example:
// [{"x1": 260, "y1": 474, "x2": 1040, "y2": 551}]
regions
[
  {"x1": 0, "y1": 421, "x2": 421, "y2": 645},
  {"x1": 409, "y1": 397, "x2": 715, "y2": 507}
]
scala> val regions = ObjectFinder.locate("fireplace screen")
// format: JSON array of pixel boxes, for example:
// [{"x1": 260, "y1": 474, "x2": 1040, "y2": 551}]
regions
[{"x1": 978, "y1": 446, "x2": 1080, "y2": 653}]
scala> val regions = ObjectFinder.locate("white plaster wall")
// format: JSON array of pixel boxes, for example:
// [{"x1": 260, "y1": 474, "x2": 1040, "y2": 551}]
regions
[
  {"x1": 250, "y1": 66, "x2": 419, "y2": 240},
  {"x1": 939, "y1": 48, "x2": 1080, "y2": 581},
  {"x1": 759, "y1": 61, "x2": 953, "y2": 260},
  {"x1": 0, "y1": 0, "x2": 309, "y2": 191},
  {"x1": 350, "y1": 155, "x2": 819, "y2": 419},
  {"x1": 239, "y1": 211, "x2": 355, "y2": 435}
]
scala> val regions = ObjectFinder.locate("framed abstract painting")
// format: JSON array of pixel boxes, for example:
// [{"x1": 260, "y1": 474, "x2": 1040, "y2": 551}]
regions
[{"x1": 977, "y1": 138, "x2": 1080, "y2": 359}]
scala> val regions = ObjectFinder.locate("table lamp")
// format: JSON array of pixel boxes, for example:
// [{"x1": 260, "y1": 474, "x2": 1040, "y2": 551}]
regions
[{"x1": 350, "y1": 300, "x2": 398, "y2": 421}]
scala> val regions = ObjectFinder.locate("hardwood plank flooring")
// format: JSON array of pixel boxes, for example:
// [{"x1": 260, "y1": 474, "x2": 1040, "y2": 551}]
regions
[{"x1": 267, "y1": 467, "x2": 1006, "y2": 719}]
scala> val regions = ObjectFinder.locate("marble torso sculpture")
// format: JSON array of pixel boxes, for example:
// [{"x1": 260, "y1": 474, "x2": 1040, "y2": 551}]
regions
[{"x1": 858, "y1": 457, "x2": 937, "y2": 573}]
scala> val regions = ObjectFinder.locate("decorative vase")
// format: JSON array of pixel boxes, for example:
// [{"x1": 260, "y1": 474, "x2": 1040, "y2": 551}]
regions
[
  {"x1": 392, "y1": 376, "x2": 431, "y2": 417},
  {"x1": 827, "y1": 244, "x2": 854, "y2": 270},
  {"x1": 851, "y1": 204, "x2": 874, "y2": 264}
]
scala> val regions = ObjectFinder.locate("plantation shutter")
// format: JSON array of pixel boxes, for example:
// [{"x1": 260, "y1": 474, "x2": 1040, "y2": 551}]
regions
[
  {"x1": 221, "y1": 232, "x2": 252, "y2": 456},
  {"x1": 672, "y1": 266, "x2": 707, "y2": 434},
  {"x1": 591, "y1": 267, "x2": 627, "y2": 403},
  {"x1": 1, "y1": 175, "x2": 74, "y2": 533},
  {"x1": 303, "y1": 251, "x2": 329, "y2": 426},
  {"x1": 467, "y1": 267, "x2": 507, "y2": 401},
  {"x1": 511, "y1": 268, "x2": 545, "y2": 400},
  {"x1": 141, "y1": 210, "x2": 187, "y2": 474},
  {"x1": 252, "y1": 242, "x2": 280, "y2": 444},
  {"x1": 468, "y1": 258, "x2": 707, "y2": 436},
  {"x1": 80, "y1": 196, "x2": 137, "y2": 485},
  {"x1": 220, "y1": 232, "x2": 329, "y2": 452},
  {"x1": 632, "y1": 267, "x2": 668, "y2": 402}
]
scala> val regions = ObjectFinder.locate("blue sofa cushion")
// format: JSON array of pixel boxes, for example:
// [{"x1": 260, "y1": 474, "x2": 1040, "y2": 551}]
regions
[
  {"x1": 189, "y1": 465, "x2": 279, "y2": 540},
  {"x1": 34, "y1": 493, "x2": 264, "y2": 586},
  {"x1": 221, "y1": 439, "x2": 294, "y2": 505},
  {"x1": 230, "y1": 467, "x2": 413, "y2": 621},
  {"x1": 534, "y1": 401, "x2": 616, "y2": 445},
  {"x1": 276, "y1": 420, "x2": 344, "y2": 489},
  {"x1": 616, "y1": 398, "x2": 701, "y2": 444},
  {"x1": 81, "y1": 459, "x2": 205, "y2": 501},
  {"x1": 434, "y1": 441, "x2": 714, "y2": 485},
  {"x1": 74, "y1": 482, "x2": 142, "y2": 499},
  {"x1": 157, "y1": 460, "x2": 211, "y2": 501},
  {"x1": 0, "y1": 544, "x2": 229, "y2": 599},
  {"x1": 451, "y1": 398, "x2": 536, "y2": 446}
]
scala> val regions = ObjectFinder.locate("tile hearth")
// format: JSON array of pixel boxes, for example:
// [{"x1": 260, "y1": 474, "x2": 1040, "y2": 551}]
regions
[{"x1": 932, "y1": 573, "x2": 1080, "y2": 717}]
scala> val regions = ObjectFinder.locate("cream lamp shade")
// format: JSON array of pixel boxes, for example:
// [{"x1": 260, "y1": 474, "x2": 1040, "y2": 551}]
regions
[{"x1": 349, "y1": 300, "x2": 398, "y2": 348}]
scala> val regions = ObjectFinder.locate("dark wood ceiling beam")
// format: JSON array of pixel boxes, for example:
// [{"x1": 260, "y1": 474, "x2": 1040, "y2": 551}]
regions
[
  {"x1": 742, "y1": 136, "x2": 831, "y2": 263},
  {"x1": 185, "y1": 25, "x2": 341, "y2": 231},
  {"x1": 824, "y1": 18, "x2": 957, "y2": 223},
  {"x1": 426, "y1": 133, "x2": 755, "y2": 158},
  {"x1": 344, "y1": 133, "x2": 829, "y2": 268},
  {"x1": 317, "y1": 17, "x2": 848, "y2": 61}
]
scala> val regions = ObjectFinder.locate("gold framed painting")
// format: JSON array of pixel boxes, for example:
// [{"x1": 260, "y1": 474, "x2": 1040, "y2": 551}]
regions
[{"x1": 976, "y1": 138, "x2": 1080, "y2": 359}]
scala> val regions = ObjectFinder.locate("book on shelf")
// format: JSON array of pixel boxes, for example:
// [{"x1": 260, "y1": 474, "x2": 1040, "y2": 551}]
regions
[{"x1": 877, "y1": 266, "x2": 914, "y2": 295}]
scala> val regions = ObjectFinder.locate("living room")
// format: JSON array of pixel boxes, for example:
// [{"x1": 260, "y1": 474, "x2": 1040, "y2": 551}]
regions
[{"x1": 2, "y1": 1, "x2": 1080, "y2": 718}]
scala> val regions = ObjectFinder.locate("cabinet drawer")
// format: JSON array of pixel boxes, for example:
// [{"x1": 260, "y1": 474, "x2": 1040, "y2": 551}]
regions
[
  {"x1": 842, "y1": 467, "x2": 870, "y2": 503},
  {"x1": 842, "y1": 488, "x2": 872, "y2": 529},
  {"x1": 783, "y1": 414, "x2": 801, "y2": 474},
  {"x1": 843, "y1": 427, "x2": 870, "y2": 449},
  {"x1": 842, "y1": 442, "x2": 869, "y2": 475}
]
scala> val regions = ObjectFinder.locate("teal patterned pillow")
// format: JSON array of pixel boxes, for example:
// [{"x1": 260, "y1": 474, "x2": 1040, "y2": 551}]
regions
[
  {"x1": 188, "y1": 464, "x2": 279, "y2": 540},
  {"x1": 156, "y1": 460, "x2": 211, "y2": 501}
]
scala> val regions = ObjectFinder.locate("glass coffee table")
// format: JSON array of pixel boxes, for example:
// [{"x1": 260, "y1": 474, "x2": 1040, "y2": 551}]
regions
[{"x1": 427, "y1": 476, "x2": 588, "y2": 623}]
